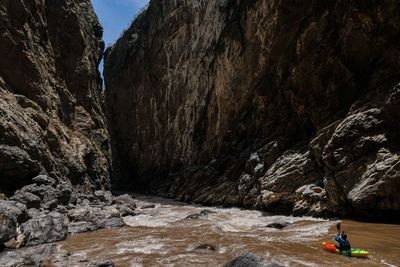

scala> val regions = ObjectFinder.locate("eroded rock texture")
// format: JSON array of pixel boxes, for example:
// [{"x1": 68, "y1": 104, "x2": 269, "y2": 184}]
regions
[
  {"x1": 0, "y1": 0, "x2": 110, "y2": 194},
  {"x1": 105, "y1": 0, "x2": 400, "y2": 219}
]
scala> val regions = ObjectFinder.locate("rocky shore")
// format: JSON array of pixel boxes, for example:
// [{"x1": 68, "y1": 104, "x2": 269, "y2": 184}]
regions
[{"x1": 0, "y1": 174, "x2": 142, "y2": 266}]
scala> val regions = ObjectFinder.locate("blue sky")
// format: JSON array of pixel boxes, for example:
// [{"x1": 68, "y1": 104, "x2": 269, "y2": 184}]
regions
[{"x1": 91, "y1": 0, "x2": 149, "y2": 73}]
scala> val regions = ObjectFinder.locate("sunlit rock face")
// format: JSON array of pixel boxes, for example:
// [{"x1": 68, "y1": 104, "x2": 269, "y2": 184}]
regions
[
  {"x1": 105, "y1": 0, "x2": 400, "y2": 219},
  {"x1": 0, "y1": 0, "x2": 110, "y2": 194}
]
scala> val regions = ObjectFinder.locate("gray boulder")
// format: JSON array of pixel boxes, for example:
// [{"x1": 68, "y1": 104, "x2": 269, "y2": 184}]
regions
[
  {"x1": 185, "y1": 209, "x2": 216, "y2": 219},
  {"x1": 224, "y1": 253, "x2": 283, "y2": 267},
  {"x1": 10, "y1": 192, "x2": 41, "y2": 209},
  {"x1": 265, "y1": 222, "x2": 290, "y2": 230},
  {"x1": 0, "y1": 200, "x2": 28, "y2": 244},
  {"x1": 94, "y1": 191, "x2": 113, "y2": 205},
  {"x1": 17, "y1": 183, "x2": 72, "y2": 205},
  {"x1": 114, "y1": 194, "x2": 136, "y2": 209},
  {"x1": 116, "y1": 204, "x2": 137, "y2": 217},
  {"x1": 86, "y1": 260, "x2": 115, "y2": 267},
  {"x1": 0, "y1": 145, "x2": 41, "y2": 193},
  {"x1": 68, "y1": 221, "x2": 98, "y2": 234},
  {"x1": 96, "y1": 217, "x2": 125, "y2": 229},
  {"x1": 20, "y1": 211, "x2": 68, "y2": 246},
  {"x1": 32, "y1": 175, "x2": 56, "y2": 187},
  {"x1": 0, "y1": 243, "x2": 69, "y2": 267}
]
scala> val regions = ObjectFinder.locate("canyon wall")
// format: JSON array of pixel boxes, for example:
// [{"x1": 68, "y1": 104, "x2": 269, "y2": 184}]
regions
[
  {"x1": 105, "y1": 0, "x2": 400, "y2": 219},
  {"x1": 0, "y1": 0, "x2": 109, "y2": 195}
]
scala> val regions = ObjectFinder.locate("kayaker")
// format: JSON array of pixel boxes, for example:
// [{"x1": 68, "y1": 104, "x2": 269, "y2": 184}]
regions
[{"x1": 335, "y1": 231, "x2": 351, "y2": 251}]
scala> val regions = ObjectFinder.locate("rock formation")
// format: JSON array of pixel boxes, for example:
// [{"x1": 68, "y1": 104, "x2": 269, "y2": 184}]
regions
[
  {"x1": 0, "y1": 0, "x2": 110, "y2": 195},
  {"x1": 105, "y1": 0, "x2": 400, "y2": 219}
]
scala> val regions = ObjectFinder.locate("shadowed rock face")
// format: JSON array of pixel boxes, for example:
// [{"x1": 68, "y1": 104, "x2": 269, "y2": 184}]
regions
[
  {"x1": 0, "y1": 0, "x2": 110, "y2": 194},
  {"x1": 105, "y1": 0, "x2": 400, "y2": 219}
]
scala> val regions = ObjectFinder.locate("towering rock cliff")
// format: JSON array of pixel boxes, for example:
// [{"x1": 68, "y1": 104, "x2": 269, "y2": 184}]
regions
[
  {"x1": 105, "y1": 0, "x2": 400, "y2": 219},
  {"x1": 0, "y1": 0, "x2": 109, "y2": 195}
]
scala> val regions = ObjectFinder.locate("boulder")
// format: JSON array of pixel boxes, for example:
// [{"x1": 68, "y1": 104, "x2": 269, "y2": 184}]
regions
[
  {"x1": 0, "y1": 145, "x2": 41, "y2": 193},
  {"x1": 0, "y1": 200, "x2": 28, "y2": 244},
  {"x1": 224, "y1": 253, "x2": 283, "y2": 267},
  {"x1": 95, "y1": 217, "x2": 125, "y2": 229},
  {"x1": 265, "y1": 222, "x2": 290, "y2": 230},
  {"x1": 86, "y1": 260, "x2": 115, "y2": 267},
  {"x1": 113, "y1": 194, "x2": 137, "y2": 209},
  {"x1": 68, "y1": 221, "x2": 98, "y2": 234},
  {"x1": 0, "y1": 243, "x2": 69, "y2": 267},
  {"x1": 32, "y1": 175, "x2": 56, "y2": 187},
  {"x1": 116, "y1": 205, "x2": 137, "y2": 217},
  {"x1": 42, "y1": 199, "x2": 59, "y2": 210},
  {"x1": 139, "y1": 203, "x2": 155, "y2": 209},
  {"x1": 185, "y1": 209, "x2": 216, "y2": 219},
  {"x1": 194, "y1": 244, "x2": 216, "y2": 251},
  {"x1": 94, "y1": 191, "x2": 113, "y2": 205},
  {"x1": 17, "y1": 183, "x2": 72, "y2": 205},
  {"x1": 68, "y1": 207, "x2": 93, "y2": 222},
  {"x1": 20, "y1": 211, "x2": 68, "y2": 246},
  {"x1": 10, "y1": 192, "x2": 41, "y2": 209}
]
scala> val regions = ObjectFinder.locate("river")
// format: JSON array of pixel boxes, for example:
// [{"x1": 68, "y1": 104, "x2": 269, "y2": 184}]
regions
[{"x1": 61, "y1": 195, "x2": 400, "y2": 266}]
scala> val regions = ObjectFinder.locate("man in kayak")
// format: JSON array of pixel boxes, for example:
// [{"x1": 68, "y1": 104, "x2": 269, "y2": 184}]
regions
[{"x1": 335, "y1": 231, "x2": 351, "y2": 251}]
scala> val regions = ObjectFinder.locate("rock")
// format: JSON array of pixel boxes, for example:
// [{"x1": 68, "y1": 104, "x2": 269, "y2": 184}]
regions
[
  {"x1": 0, "y1": 0, "x2": 110, "y2": 195},
  {"x1": 347, "y1": 149, "x2": 400, "y2": 213},
  {"x1": 0, "y1": 243, "x2": 69, "y2": 267},
  {"x1": 0, "y1": 200, "x2": 29, "y2": 244},
  {"x1": 68, "y1": 207, "x2": 93, "y2": 222},
  {"x1": 86, "y1": 260, "x2": 115, "y2": 267},
  {"x1": 17, "y1": 183, "x2": 72, "y2": 206},
  {"x1": 224, "y1": 253, "x2": 283, "y2": 267},
  {"x1": 0, "y1": 145, "x2": 41, "y2": 193},
  {"x1": 194, "y1": 244, "x2": 216, "y2": 251},
  {"x1": 104, "y1": 0, "x2": 400, "y2": 219},
  {"x1": 96, "y1": 217, "x2": 125, "y2": 229},
  {"x1": 99, "y1": 205, "x2": 121, "y2": 219},
  {"x1": 265, "y1": 222, "x2": 290, "y2": 230},
  {"x1": 27, "y1": 208, "x2": 42, "y2": 218},
  {"x1": 117, "y1": 205, "x2": 137, "y2": 217},
  {"x1": 10, "y1": 192, "x2": 41, "y2": 209},
  {"x1": 139, "y1": 203, "x2": 155, "y2": 209},
  {"x1": 20, "y1": 211, "x2": 68, "y2": 246},
  {"x1": 32, "y1": 175, "x2": 56, "y2": 187},
  {"x1": 42, "y1": 199, "x2": 59, "y2": 210},
  {"x1": 67, "y1": 204, "x2": 126, "y2": 232},
  {"x1": 94, "y1": 191, "x2": 113, "y2": 205},
  {"x1": 68, "y1": 221, "x2": 98, "y2": 234},
  {"x1": 55, "y1": 205, "x2": 69, "y2": 214},
  {"x1": 185, "y1": 209, "x2": 216, "y2": 219},
  {"x1": 113, "y1": 194, "x2": 137, "y2": 209}
]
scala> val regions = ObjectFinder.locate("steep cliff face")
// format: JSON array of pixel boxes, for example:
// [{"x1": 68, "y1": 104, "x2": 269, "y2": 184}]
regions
[
  {"x1": 105, "y1": 0, "x2": 400, "y2": 219},
  {"x1": 0, "y1": 0, "x2": 109, "y2": 194}
]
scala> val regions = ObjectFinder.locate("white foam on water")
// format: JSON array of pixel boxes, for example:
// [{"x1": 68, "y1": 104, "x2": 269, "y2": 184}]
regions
[
  {"x1": 124, "y1": 214, "x2": 171, "y2": 227},
  {"x1": 381, "y1": 260, "x2": 399, "y2": 267},
  {"x1": 274, "y1": 256, "x2": 320, "y2": 267},
  {"x1": 283, "y1": 220, "x2": 337, "y2": 242},
  {"x1": 125, "y1": 196, "x2": 334, "y2": 245},
  {"x1": 116, "y1": 237, "x2": 168, "y2": 255}
]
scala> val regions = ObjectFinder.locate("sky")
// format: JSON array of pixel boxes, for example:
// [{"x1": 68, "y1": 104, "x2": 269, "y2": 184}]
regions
[{"x1": 91, "y1": 0, "x2": 149, "y2": 73}]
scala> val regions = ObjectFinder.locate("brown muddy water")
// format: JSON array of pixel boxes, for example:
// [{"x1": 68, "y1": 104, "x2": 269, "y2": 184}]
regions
[{"x1": 61, "y1": 196, "x2": 400, "y2": 266}]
